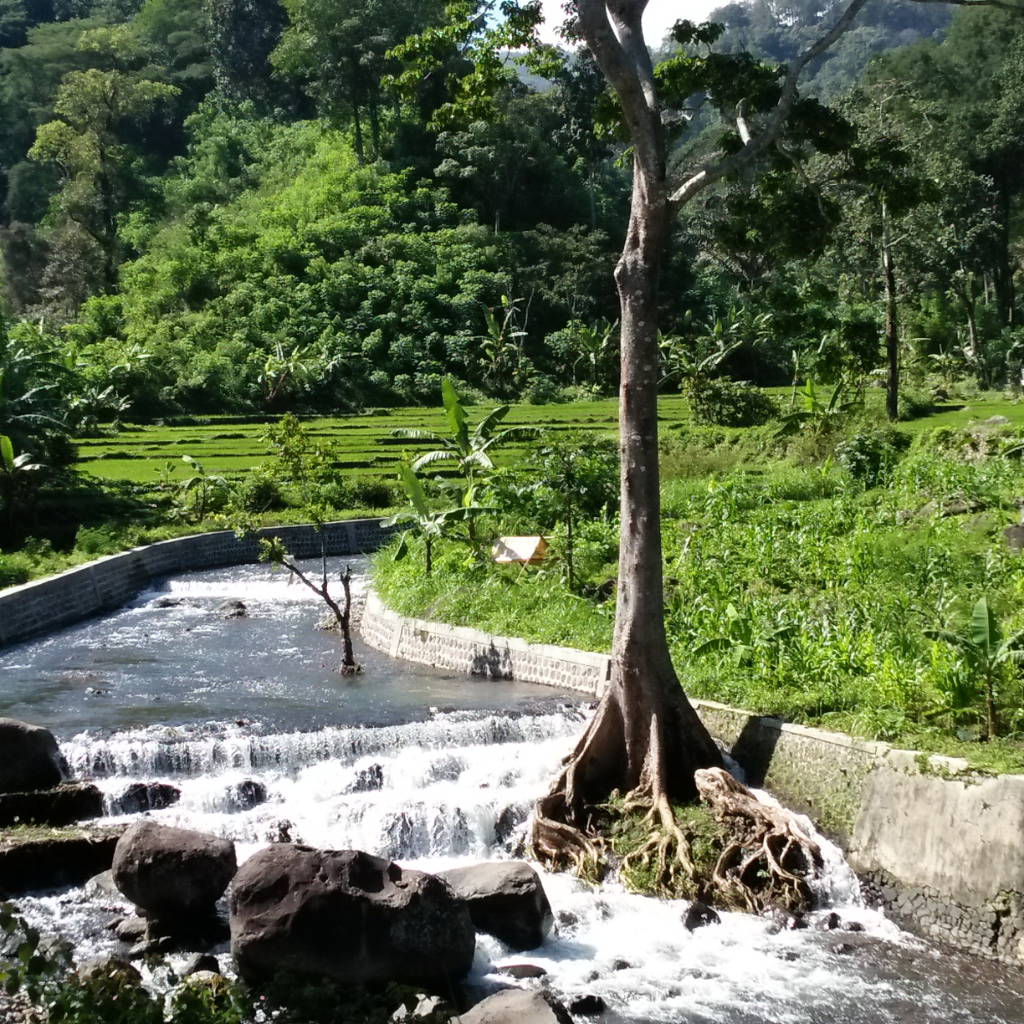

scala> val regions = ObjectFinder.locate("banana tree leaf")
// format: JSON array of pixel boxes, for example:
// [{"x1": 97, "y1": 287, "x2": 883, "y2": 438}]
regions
[
  {"x1": 971, "y1": 597, "x2": 998, "y2": 658},
  {"x1": 398, "y1": 464, "x2": 430, "y2": 517},
  {"x1": 473, "y1": 405, "x2": 510, "y2": 441},
  {"x1": 441, "y1": 378, "x2": 468, "y2": 452}
]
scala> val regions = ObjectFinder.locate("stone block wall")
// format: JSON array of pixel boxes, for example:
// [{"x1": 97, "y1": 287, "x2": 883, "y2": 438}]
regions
[
  {"x1": 0, "y1": 519, "x2": 398, "y2": 648},
  {"x1": 360, "y1": 594, "x2": 610, "y2": 696}
]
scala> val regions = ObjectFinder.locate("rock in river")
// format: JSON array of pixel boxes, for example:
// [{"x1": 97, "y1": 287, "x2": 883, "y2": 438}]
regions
[
  {"x1": 230, "y1": 846, "x2": 475, "y2": 988},
  {"x1": 0, "y1": 718, "x2": 68, "y2": 794},
  {"x1": 437, "y1": 861, "x2": 554, "y2": 951},
  {"x1": 112, "y1": 821, "x2": 236, "y2": 920}
]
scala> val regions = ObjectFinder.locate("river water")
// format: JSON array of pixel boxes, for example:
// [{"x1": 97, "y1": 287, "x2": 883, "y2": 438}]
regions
[{"x1": 2, "y1": 559, "x2": 1023, "y2": 1023}]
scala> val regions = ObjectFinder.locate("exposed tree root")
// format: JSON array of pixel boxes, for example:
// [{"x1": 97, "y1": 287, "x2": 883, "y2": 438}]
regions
[
  {"x1": 532, "y1": 791, "x2": 601, "y2": 876},
  {"x1": 695, "y1": 767, "x2": 823, "y2": 913},
  {"x1": 619, "y1": 791, "x2": 696, "y2": 894}
]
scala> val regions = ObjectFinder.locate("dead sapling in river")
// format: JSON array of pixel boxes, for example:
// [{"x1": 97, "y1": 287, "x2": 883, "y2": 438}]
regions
[{"x1": 260, "y1": 537, "x2": 359, "y2": 673}]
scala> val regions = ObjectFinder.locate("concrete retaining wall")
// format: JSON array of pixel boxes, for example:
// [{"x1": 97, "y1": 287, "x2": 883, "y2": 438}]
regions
[
  {"x1": 691, "y1": 700, "x2": 1024, "y2": 963},
  {"x1": 361, "y1": 599, "x2": 1024, "y2": 966},
  {"x1": 0, "y1": 519, "x2": 397, "y2": 648},
  {"x1": 360, "y1": 593, "x2": 611, "y2": 696}
]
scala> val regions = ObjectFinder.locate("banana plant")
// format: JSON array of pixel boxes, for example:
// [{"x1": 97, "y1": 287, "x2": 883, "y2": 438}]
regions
[
  {"x1": 176, "y1": 455, "x2": 227, "y2": 523},
  {"x1": 925, "y1": 596, "x2": 1024, "y2": 740},
  {"x1": 383, "y1": 464, "x2": 493, "y2": 575},
  {"x1": 391, "y1": 378, "x2": 537, "y2": 482},
  {"x1": 774, "y1": 378, "x2": 857, "y2": 438},
  {"x1": 692, "y1": 603, "x2": 796, "y2": 667},
  {"x1": 0, "y1": 433, "x2": 45, "y2": 531}
]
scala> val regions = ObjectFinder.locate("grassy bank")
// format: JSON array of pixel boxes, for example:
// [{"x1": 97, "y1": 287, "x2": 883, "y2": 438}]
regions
[{"x1": 373, "y1": 411, "x2": 1024, "y2": 775}]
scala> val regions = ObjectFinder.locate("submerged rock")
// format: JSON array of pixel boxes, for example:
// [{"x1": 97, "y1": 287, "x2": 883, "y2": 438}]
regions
[
  {"x1": 437, "y1": 861, "x2": 554, "y2": 951},
  {"x1": 115, "y1": 916, "x2": 149, "y2": 943},
  {"x1": 110, "y1": 782, "x2": 181, "y2": 816},
  {"x1": 112, "y1": 821, "x2": 237, "y2": 920},
  {"x1": 230, "y1": 846, "x2": 475, "y2": 988},
  {"x1": 568, "y1": 994, "x2": 606, "y2": 1016},
  {"x1": 182, "y1": 953, "x2": 221, "y2": 977},
  {"x1": 496, "y1": 963, "x2": 547, "y2": 979},
  {"x1": 683, "y1": 901, "x2": 721, "y2": 931},
  {"x1": 457, "y1": 990, "x2": 573, "y2": 1024},
  {"x1": 216, "y1": 599, "x2": 248, "y2": 618},
  {"x1": 230, "y1": 779, "x2": 267, "y2": 810},
  {"x1": 0, "y1": 718, "x2": 68, "y2": 794}
]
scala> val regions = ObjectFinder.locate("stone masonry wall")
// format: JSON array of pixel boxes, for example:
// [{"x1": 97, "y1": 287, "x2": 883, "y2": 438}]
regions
[
  {"x1": 0, "y1": 519, "x2": 398, "y2": 648},
  {"x1": 360, "y1": 594, "x2": 611, "y2": 696}
]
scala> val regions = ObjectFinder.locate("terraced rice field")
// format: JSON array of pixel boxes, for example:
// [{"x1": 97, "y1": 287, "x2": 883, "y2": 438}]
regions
[
  {"x1": 75, "y1": 397, "x2": 640, "y2": 483},
  {"x1": 75, "y1": 391, "x2": 1024, "y2": 484}
]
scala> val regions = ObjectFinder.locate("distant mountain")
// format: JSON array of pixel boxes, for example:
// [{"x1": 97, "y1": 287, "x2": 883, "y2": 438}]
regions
[{"x1": 705, "y1": 0, "x2": 953, "y2": 97}]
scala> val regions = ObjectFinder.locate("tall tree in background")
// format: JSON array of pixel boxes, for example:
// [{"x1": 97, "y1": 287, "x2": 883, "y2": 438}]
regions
[
  {"x1": 273, "y1": 0, "x2": 444, "y2": 161},
  {"x1": 27, "y1": 27, "x2": 178, "y2": 306},
  {"x1": 210, "y1": 0, "x2": 289, "y2": 105},
  {"x1": 839, "y1": 90, "x2": 929, "y2": 420}
]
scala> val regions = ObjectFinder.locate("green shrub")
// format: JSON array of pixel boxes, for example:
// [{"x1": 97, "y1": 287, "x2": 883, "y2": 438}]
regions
[
  {"x1": 347, "y1": 477, "x2": 398, "y2": 509},
  {"x1": 834, "y1": 428, "x2": 911, "y2": 487},
  {"x1": 235, "y1": 469, "x2": 285, "y2": 514},
  {"x1": 686, "y1": 379, "x2": 778, "y2": 427},
  {"x1": 897, "y1": 387, "x2": 934, "y2": 421},
  {"x1": 0, "y1": 552, "x2": 32, "y2": 587}
]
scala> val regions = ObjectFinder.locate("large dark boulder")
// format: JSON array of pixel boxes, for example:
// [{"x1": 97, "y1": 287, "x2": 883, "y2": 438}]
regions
[
  {"x1": 437, "y1": 861, "x2": 554, "y2": 951},
  {"x1": 0, "y1": 719, "x2": 68, "y2": 794},
  {"x1": 230, "y1": 846, "x2": 475, "y2": 988},
  {"x1": 112, "y1": 821, "x2": 236, "y2": 920},
  {"x1": 458, "y1": 990, "x2": 573, "y2": 1024}
]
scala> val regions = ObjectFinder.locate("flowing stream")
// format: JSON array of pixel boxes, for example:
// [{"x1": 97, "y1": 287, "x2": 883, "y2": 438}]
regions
[{"x1": 2, "y1": 559, "x2": 1023, "y2": 1023}]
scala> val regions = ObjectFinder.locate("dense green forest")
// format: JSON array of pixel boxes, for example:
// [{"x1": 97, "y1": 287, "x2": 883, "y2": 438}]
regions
[
  {"x1": 3, "y1": 0, "x2": 1022, "y2": 429},
  {"x1": 2, "y1": 0, "x2": 1024, "y2": 548}
]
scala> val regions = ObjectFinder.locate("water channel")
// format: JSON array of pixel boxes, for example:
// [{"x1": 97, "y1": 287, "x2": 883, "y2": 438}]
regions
[{"x1": 1, "y1": 558, "x2": 1023, "y2": 1023}]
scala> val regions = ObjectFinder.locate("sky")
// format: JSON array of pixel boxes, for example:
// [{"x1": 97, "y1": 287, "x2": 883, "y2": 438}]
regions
[{"x1": 538, "y1": 0, "x2": 722, "y2": 48}]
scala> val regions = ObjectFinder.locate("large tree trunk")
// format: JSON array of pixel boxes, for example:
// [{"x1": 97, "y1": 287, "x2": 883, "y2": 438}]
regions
[
  {"x1": 532, "y1": 0, "x2": 877, "y2": 870},
  {"x1": 533, "y1": 62, "x2": 722, "y2": 861},
  {"x1": 882, "y1": 200, "x2": 899, "y2": 423}
]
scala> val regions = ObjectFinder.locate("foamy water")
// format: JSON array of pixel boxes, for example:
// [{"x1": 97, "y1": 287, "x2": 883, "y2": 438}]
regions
[{"x1": 6, "y1": 562, "x2": 1024, "y2": 1022}]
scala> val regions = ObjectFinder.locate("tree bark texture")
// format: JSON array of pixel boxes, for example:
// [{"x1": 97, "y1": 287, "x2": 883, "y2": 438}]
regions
[{"x1": 881, "y1": 201, "x2": 899, "y2": 423}]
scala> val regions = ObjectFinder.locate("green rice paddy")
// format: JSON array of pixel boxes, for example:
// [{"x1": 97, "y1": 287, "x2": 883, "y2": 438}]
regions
[{"x1": 76, "y1": 390, "x2": 1024, "y2": 483}]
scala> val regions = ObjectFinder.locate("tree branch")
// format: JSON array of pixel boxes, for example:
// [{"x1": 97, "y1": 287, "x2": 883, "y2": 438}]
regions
[
  {"x1": 606, "y1": 0, "x2": 656, "y2": 112},
  {"x1": 669, "y1": 0, "x2": 871, "y2": 207},
  {"x1": 577, "y1": 0, "x2": 662, "y2": 178},
  {"x1": 735, "y1": 100, "x2": 752, "y2": 145}
]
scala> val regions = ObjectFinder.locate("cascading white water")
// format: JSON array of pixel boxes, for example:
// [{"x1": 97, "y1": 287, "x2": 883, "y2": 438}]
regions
[{"x1": 6, "y1": 560, "x2": 1024, "y2": 1023}]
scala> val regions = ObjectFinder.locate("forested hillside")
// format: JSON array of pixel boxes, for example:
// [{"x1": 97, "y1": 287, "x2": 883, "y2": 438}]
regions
[{"x1": 0, "y1": 0, "x2": 1022, "y2": 428}]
